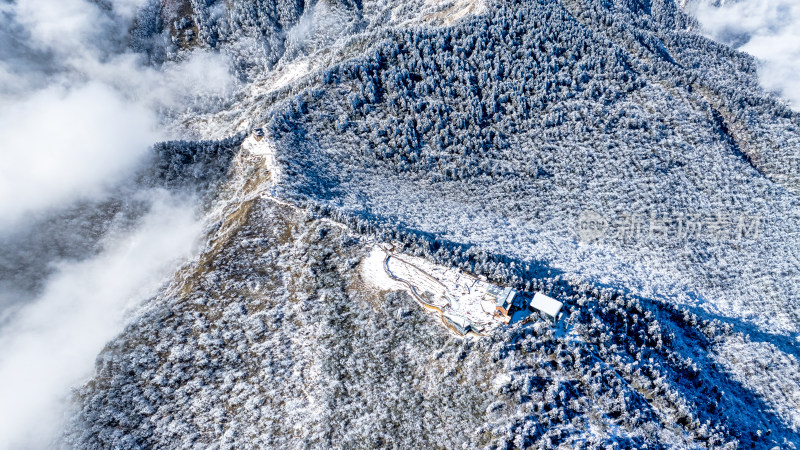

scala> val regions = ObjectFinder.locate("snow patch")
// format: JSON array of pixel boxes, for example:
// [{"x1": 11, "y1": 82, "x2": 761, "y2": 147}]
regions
[
  {"x1": 250, "y1": 59, "x2": 312, "y2": 97},
  {"x1": 242, "y1": 134, "x2": 280, "y2": 185},
  {"x1": 271, "y1": 60, "x2": 312, "y2": 93},
  {"x1": 424, "y1": 0, "x2": 487, "y2": 26},
  {"x1": 491, "y1": 373, "x2": 511, "y2": 393},
  {"x1": 360, "y1": 247, "x2": 404, "y2": 291}
]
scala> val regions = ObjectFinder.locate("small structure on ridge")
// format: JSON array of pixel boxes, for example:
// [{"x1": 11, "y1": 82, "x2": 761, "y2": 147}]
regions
[{"x1": 252, "y1": 127, "x2": 265, "y2": 141}]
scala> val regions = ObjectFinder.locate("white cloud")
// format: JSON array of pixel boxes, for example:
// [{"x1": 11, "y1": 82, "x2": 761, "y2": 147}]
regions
[
  {"x1": 0, "y1": 83, "x2": 160, "y2": 228},
  {"x1": 692, "y1": 0, "x2": 800, "y2": 110},
  {"x1": 0, "y1": 0, "x2": 234, "y2": 229},
  {"x1": 0, "y1": 0, "x2": 232, "y2": 445},
  {"x1": 0, "y1": 191, "x2": 202, "y2": 448}
]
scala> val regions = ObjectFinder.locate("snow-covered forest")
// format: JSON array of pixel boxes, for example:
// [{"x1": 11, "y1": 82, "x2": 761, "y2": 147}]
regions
[{"x1": 1, "y1": 0, "x2": 799, "y2": 447}]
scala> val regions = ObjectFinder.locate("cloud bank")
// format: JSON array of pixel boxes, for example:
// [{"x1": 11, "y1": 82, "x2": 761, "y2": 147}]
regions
[
  {"x1": 0, "y1": 0, "x2": 231, "y2": 446},
  {"x1": 0, "y1": 192, "x2": 202, "y2": 448},
  {"x1": 692, "y1": 0, "x2": 800, "y2": 110},
  {"x1": 0, "y1": 83, "x2": 159, "y2": 228},
  {"x1": 0, "y1": 0, "x2": 233, "y2": 229}
]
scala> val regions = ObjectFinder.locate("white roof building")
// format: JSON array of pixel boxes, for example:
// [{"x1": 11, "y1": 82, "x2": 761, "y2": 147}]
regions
[{"x1": 530, "y1": 293, "x2": 563, "y2": 321}]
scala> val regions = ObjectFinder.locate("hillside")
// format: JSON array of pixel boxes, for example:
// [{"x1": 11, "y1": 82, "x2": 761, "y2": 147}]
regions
[{"x1": 7, "y1": 0, "x2": 797, "y2": 447}]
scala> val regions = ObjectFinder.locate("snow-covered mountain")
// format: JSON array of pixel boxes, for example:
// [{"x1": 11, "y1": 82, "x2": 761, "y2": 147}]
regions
[{"x1": 1, "y1": 0, "x2": 799, "y2": 448}]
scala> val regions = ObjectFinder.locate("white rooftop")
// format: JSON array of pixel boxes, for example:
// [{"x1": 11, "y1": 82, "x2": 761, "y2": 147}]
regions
[
  {"x1": 496, "y1": 287, "x2": 516, "y2": 307},
  {"x1": 530, "y1": 293, "x2": 563, "y2": 319}
]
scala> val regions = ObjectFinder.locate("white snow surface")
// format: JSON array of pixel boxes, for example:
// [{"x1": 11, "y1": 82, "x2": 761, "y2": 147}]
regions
[
  {"x1": 360, "y1": 247, "x2": 405, "y2": 291},
  {"x1": 377, "y1": 246, "x2": 514, "y2": 333},
  {"x1": 242, "y1": 134, "x2": 281, "y2": 185}
]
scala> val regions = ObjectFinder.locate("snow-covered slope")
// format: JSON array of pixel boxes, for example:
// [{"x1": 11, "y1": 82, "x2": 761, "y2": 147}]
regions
[{"x1": 49, "y1": 0, "x2": 800, "y2": 447}]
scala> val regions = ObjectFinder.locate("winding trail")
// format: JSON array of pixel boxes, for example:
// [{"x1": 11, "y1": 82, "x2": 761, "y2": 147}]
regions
[{"x1": 381, "y1": 249, "x2": 485, "y2": 337}]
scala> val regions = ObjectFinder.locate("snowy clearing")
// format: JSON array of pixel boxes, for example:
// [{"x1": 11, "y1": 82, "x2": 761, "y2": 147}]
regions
[
  {"x1": 361, "y1": 245, "x2": 538, "y2": 336},
  {"x1": 241, "y1": 133, "x2": 280, "y2": 185}
]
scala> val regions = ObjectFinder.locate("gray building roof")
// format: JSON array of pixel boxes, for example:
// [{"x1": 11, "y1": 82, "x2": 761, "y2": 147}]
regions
[{"x1": 495, "y1": 287, "x2": 516, "y2": 308}]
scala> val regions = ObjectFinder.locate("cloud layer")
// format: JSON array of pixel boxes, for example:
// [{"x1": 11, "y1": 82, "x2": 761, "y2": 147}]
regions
[
  {"x1": 0, "y1": 0, "x2": 230, "y2": 446},
  {"x1": 0, "y1": 83, "x2": 159, "y2": 228},
  {"x1": 692, "y1": 0, "x2": 800, "y2": 110},
  {"x1": 0, "y1": 192, "x2": 202, "y2": 448},
  {"x1": 0, "y1": 0, "x2": 233, "y2": 229}
]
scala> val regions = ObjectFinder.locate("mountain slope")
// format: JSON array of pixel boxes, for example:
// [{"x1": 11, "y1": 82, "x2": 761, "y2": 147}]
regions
[{"x1": 63, "y1": 0, "x2": 800, "y2": 448}]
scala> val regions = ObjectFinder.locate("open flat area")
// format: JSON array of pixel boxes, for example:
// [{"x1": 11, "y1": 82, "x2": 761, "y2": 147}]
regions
[{"x1": 363, "y1": 245, "x2": 531, "y2": 335}]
